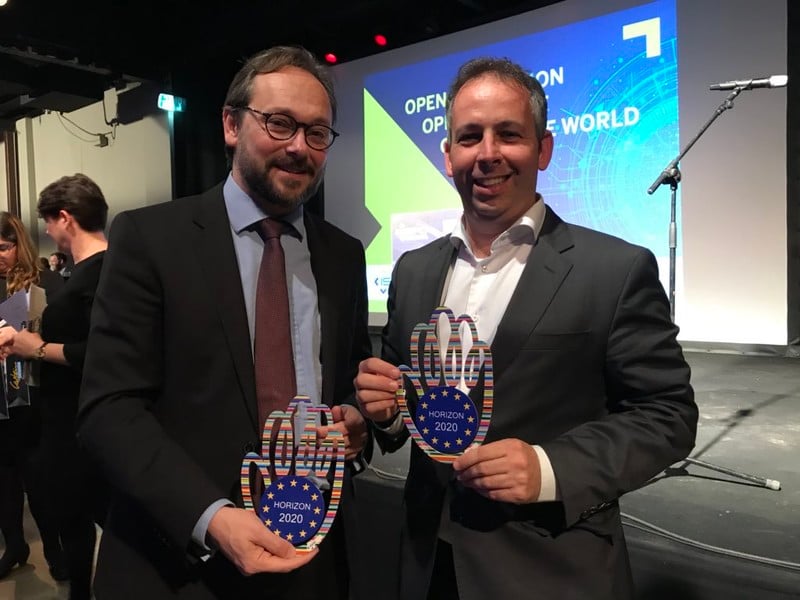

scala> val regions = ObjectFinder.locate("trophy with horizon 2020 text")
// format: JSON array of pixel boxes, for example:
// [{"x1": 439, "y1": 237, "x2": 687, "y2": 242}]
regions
[
  {"x1": 241, "y1": 396, "x2": 345, "y2": 552},
  {"x1": 396, "y1": 306, "x2": 494, "y2": 463}
]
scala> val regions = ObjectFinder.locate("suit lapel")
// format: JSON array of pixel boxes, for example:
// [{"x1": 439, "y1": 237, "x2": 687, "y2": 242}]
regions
[
  {"x1": 492, "y1": 207, "x2": 574, "y2": 377},
  {"x1": 419, "y1": 237, "x2": 457, "y2": 319},
  {"x1": 304, "y1": 213, "x2": 337, "y2": 406},
  {"x1": 190, "y1": 185, "x2": 259, "y2": 430}
]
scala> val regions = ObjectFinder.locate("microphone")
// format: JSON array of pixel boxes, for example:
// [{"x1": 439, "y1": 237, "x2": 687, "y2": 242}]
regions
[{"x1": 709, "y1": 75, "x2": 788, "y2": 91}]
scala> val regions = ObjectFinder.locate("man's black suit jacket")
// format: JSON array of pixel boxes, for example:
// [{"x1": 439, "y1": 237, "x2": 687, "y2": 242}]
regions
[
  {"x1": 377, "y1": 206, "x2": 698, "y2": 600},
  {"x1": 78, "y1": 184, "x2": 372, "y2": 599}
]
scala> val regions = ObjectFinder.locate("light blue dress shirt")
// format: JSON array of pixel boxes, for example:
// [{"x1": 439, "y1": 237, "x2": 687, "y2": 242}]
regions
[
  {"x1": 222, "y1": 175, "x2": 322, "y2": 405},
  {"x1": 192, "y1": 174, "x2": 323, "y2": 551}
]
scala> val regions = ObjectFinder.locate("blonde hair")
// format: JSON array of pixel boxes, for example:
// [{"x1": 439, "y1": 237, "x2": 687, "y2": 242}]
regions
[{"x1": 0, "y1": 212, "x2": 41, "y2": 295}]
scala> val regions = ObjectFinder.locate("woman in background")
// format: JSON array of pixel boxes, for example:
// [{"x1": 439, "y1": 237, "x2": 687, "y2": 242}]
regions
[{"x1": 0, "y1": 211, "x2": 65, "y2": 581}]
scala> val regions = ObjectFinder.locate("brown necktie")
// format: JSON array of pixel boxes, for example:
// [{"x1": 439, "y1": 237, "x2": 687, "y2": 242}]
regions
[{"x1": 254, "y1": 218, "x2": 296, "y2": 432}]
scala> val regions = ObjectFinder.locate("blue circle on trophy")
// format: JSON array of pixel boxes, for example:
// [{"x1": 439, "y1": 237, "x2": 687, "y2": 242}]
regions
[
  {"x1": 414, "y1": 385, "x2": 479, "y2": 454},
  {"x1": 259, "y1": 475, "x2": 325, "y2": 544}
]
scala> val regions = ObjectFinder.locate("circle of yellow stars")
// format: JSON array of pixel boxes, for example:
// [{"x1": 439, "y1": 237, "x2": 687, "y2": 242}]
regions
[
  {"x1": 416, "y1": 386, "x2": 478, "y2": 452},
  {"x1": 260, "y1": 476, "x2": 324, "y2": 544}
]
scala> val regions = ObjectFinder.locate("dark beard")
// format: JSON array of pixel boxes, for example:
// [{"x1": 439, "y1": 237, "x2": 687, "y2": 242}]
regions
[
  {"x1": 253, "y1": 172, "x2": 322, "y2": 214},
  {"x1": 242, "y1": 157, "x2": 323, "y2": 217}
]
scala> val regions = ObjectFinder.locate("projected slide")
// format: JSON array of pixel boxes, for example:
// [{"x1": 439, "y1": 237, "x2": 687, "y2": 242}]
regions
[{"x1": 362, "y1": 0, "x2": 678, "y2": 312}]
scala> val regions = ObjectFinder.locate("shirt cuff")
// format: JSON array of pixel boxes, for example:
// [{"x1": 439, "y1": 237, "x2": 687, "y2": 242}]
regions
[
  {"x1": 372, "y1": 412, "x2": 404, "y2": 436},
  {"x1": 191, "y1": 498, "x2": 235, "y2": 557},
  {"x1": 532, "y1": 444, "x2": 558, "y2": 502}
]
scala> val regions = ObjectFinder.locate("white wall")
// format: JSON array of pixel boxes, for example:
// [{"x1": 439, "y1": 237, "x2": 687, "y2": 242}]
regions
[
  {"x1": 677, "y1": 0, "x2": 787, "y2": 345},
  {"x1": 13, "y1": 88, "x2": 172, "y2": 255}
]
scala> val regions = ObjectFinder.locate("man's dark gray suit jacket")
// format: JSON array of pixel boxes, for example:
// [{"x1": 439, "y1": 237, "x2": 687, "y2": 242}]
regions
[{"x1": 376, "y1": 206, "x2": 697, "y2": 600}]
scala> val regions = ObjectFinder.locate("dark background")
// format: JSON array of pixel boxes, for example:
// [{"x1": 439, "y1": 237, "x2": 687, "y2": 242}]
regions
[{"x1": 0, "y1": 0, "x2": 561, "y2": 193}]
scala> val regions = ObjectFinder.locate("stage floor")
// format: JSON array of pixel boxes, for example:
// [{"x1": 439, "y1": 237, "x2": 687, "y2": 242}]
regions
[{"x1": 359, "y1": 350, "x2": 800, "y2": 599}]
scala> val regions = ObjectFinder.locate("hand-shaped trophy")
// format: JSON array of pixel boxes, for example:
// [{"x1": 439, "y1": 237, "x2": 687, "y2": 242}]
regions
[
  {"x1": 396, "y1": 306, "x2": 493, "y2": 463},
  {"x1": 241, "y1": 396, "x2": 345, "y2": 552}
]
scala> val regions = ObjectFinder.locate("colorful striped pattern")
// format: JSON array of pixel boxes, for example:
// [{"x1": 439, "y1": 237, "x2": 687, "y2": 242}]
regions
[
  {"x1": 240, "y1": 396, "x2": 345, "y2": 553},
  {"x1": 397, "y1": 306, "x2": 494, "y2": 463}
]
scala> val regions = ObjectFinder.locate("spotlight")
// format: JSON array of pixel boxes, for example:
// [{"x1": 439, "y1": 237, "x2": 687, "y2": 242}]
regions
[
  {"x1": 374, "y1": 34, "x2": 387, "y2": 47},
  {"x1": 324, "y1": 53, "x2": 338, "y2": 64}
]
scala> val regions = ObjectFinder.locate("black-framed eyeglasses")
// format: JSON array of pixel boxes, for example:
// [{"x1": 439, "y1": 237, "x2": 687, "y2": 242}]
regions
[
  {"x1": 235, "y1": 106, "x2": 339, "y2": 150},
  {"x1": 0, "y1": 243, "x2": 16, "y2": 253}
]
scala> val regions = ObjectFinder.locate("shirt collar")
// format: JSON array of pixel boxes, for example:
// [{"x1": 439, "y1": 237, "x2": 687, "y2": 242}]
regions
[
  {"x1": 449, "y1": 195, "x2": 546, "y2": 253},
  {"x1": 223, "y1": 173, "x2": 305, "y2": 240}
]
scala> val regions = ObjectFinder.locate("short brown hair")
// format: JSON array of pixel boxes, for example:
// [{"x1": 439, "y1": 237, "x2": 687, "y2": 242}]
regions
[
  {"x1": 37, "y1": 173, "x2": 108, "y2": 232},
  {"x1": 222, "y1": 46, "x2": 336, "y2": 163}
]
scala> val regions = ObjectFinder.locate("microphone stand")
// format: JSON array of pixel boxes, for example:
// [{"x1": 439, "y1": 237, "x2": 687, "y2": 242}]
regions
[
  {"x1": 647, "y1": 86, "x2": 781, "y2": 491},
  {"x1": 647, "y1": 86, "x2": 744, "y2": 320}
]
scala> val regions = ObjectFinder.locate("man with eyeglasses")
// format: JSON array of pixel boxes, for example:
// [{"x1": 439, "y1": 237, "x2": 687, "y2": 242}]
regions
[{"x1": 78, "y1": 46, "x2": 372, "y2": 600}]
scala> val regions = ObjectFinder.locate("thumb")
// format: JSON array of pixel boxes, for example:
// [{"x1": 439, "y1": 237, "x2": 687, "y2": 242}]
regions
[
  {"x1": 255, "y1": 526, "x2": 296, "y2": 559},
  {"x1": 331, "y1": 404, "x2": 344, "y2": 423}
]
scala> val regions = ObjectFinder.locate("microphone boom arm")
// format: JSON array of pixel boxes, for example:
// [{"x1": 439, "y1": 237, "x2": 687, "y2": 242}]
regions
[{"x1": 647, "y1": 86, "x2": 744, "y2": 195}]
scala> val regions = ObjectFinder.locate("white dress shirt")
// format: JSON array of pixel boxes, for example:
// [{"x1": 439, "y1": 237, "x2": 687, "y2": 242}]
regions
[
  {"x1": 380, "y1": 197, "x2": 557, "y2": 502},
  {"x1": 442, "y1": 198, "x2": 556, "y2": 502}
]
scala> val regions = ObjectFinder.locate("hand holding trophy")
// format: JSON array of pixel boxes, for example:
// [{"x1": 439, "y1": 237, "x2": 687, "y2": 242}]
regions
[
  {"x1": 241, "y1": 397, "x2": 345, "y2": 553},
  {"x1": 397, "y1": 306, "x2": 493, "y2": 463}
]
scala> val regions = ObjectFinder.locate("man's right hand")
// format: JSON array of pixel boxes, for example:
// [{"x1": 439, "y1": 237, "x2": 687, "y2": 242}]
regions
[
  {"x1": 0, "y1": 326, "x2": 17, "y2": 360},
  {"x1": 207, "y1": 506, "x2": 317, "y2": 574},
  {"x1": 354, "y1": 357, "x2": 402, "y2": 424}
]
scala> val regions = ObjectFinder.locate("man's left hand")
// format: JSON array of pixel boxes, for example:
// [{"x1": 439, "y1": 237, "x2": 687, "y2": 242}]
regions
[
  {"x1": 453, "y1": 438, "x2": 542, "y2": 504},
  {"x1": 318, "y1": 404, "x2": 368, "y2": 462}
]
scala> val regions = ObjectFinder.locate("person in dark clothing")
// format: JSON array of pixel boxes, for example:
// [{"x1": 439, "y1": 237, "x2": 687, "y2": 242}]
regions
[
  {"x1": 0, "y1": 211, "x2": 66, "y2": 582},
  {"x1": 39, "y1": 263, "x2": 65, "y2": 296},
  {"x1": 76, "y1": 46, "x2": 371, "y2": 600},
  {"x1": 0, "y1": 174, "x2": 110, "y2": 600},
  {"x1": 356, "y1": 57, "x2": 697, "y2": 600}
]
